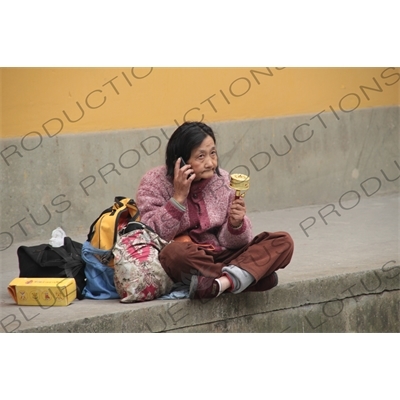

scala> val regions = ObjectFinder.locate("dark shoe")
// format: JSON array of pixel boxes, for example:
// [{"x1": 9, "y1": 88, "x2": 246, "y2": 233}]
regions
[
  {"x1": 189, "y1": 276, "x2": 219, "y2": 299},
  {"x1": 246, "y1": 272, "x2": 278, "y2": 292}
]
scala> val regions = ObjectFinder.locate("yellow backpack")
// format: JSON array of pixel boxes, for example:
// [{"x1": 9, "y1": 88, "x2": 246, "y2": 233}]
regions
[{"x1": 87, "y1": 196, "x2": 140, "y2": 252}]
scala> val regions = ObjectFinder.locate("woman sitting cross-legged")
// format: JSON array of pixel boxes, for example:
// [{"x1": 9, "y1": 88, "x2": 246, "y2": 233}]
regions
[{"x1": 135, "y1": 121, "x2": 294, "y2": 299}]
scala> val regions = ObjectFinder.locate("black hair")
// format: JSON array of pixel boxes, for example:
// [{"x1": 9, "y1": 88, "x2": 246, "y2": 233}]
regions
[{"x1": 165, "y1": 121, "x2": 221, "y2": 178}]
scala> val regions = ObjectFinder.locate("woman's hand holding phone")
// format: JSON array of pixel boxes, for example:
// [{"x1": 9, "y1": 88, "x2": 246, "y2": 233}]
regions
[{"x1": 173, "y1": 157, "x2": 195, "y2": 204}]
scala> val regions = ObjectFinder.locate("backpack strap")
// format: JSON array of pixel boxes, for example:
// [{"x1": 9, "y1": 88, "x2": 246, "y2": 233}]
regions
[
  {"x1": 119, "y1": 221, "x2": 155, "y2": 236},
  {"x1": 38, "y1": 246, "x2": 82, "y2": 275}
]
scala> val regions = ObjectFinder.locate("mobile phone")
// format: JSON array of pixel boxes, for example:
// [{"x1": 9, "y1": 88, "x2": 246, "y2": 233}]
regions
[{"x1": 179, "y1": 157, "x2": 192, "y2": 178}]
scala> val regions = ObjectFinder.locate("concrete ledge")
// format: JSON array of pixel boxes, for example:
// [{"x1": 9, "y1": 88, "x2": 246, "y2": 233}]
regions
[
  {"x1": 9, "y1": 268, "x2": 399, "y2": 333},
  {"x1": 1, "y1": 193, "x2": 398, "y2": 333}
]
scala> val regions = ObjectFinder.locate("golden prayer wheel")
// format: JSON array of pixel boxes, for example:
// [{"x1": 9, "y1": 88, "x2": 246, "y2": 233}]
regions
[{"x1": 229, "y1": 173, "x2": 250, "y2": 199}]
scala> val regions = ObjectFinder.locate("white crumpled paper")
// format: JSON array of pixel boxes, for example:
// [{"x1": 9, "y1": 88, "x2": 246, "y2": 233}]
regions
[{"x1": 49, "y1": 227, "x2": 66, "y2": 247}]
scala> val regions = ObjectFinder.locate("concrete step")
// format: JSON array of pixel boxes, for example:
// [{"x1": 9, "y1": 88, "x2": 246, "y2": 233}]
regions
[{"x1": 1, "y1": 192, "x2": 399, "y2": 333}]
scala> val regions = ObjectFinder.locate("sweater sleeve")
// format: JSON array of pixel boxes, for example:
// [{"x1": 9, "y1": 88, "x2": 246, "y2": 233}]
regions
[{"x1": 135, "y1": 167, "x2": 185, "y2": 241}]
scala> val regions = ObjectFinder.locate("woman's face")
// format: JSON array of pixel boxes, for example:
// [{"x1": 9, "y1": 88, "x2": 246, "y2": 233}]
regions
[{"x1": 187, "y1": 135, "x2": 218, "y2": 181}]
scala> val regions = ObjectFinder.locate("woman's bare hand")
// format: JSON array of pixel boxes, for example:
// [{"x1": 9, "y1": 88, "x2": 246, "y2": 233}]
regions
[
  {"x1": 229, "y1": 197, "x2": 246, "y2": 227},
  {"x1": 173, "y1": 158, "x2": 195, "y2": 204}
]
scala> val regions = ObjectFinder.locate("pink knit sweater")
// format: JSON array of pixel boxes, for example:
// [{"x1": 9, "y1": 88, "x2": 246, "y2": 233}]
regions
[{"x1": 135, "y1": 166, "x2": 253, "y2": 251}]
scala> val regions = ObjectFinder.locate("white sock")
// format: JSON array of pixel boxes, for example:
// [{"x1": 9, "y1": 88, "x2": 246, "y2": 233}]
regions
[{"x1": 215, "y1": 278, "x2": 223, "y2": 297}]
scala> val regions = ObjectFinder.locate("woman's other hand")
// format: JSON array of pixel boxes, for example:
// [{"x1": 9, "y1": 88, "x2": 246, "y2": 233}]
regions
[{"x1": 229, "y1": 197, "x2": 246, "y2": 228}]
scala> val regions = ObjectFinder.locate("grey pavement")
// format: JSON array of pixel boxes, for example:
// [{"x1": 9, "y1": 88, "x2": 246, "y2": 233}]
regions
[{"x1": 0, "y1": 192, "x2": 399, "y2": 333}]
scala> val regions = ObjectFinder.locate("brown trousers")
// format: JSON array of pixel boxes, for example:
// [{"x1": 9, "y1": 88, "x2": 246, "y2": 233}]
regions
[{"x1": 159, "y1": 231, "x2": 294, "y2": 291}]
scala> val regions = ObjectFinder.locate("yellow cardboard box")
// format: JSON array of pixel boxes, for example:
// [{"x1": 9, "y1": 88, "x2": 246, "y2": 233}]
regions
[{"x1": 8, "y1": 277, "x2": 77, "y2": 306}]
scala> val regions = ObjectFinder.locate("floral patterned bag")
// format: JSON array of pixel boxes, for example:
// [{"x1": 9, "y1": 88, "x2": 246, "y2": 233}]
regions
[{"x1": 112, "y1": 222, "x2": 174, "y2": 303}]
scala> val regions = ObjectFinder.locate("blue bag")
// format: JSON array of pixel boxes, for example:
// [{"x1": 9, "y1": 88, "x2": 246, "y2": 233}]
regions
[{"x1": 81, "y1": 241, "x2": 119, "y2": 299}]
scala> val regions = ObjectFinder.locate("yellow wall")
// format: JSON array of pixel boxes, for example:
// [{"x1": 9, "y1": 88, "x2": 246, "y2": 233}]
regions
[{"x1": 1, "y1": 67, "x2": 399, "y2": 139}]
